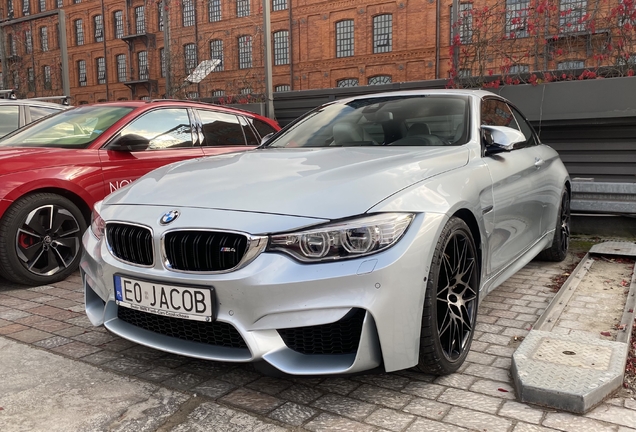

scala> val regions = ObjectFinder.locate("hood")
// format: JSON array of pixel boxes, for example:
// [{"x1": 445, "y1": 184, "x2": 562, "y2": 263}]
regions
[
  {"x1": 106, "y1": 147, "x2": 469, "y2": 219},
  {"x1": 0, "y1": 147, "x2": 81, "y2": 176}
]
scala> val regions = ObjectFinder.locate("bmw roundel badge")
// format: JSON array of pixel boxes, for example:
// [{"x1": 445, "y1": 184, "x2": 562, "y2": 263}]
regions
[{"x1": 160, "y1": 210, "x2": 180, "y2": 225}]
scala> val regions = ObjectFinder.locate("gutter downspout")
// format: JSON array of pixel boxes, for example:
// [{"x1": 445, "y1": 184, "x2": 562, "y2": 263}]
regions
[
  {"x1": 101, "y1": 0, "x2": 109, "y2": 100},
  {"x1": 436, "y1": 0, "x2": 440, "y2": 79}
]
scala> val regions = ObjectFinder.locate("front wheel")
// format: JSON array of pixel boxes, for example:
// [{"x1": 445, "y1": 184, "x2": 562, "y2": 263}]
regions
[
  {"x1": 0, "y1": 193, "x2": 87, "y2": 286},
  {"x1": 417, "y1": 217, "x2": 479, "y2": 375}
]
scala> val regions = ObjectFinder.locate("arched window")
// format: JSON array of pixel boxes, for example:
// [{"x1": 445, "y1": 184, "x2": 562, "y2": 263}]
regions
[
  {"x1": 337, "y1": 78, "x2": 358, "y2": 87},
  {"x1": 368, "y1": 75, "x2": 391, "y2": 85}
]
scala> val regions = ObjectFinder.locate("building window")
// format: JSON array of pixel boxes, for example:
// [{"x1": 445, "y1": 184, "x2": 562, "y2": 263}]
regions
[
  {"x1": 28, "y1": 67, "x2": 34, "y2": 91},
  {"x1": 78, "y1": 60, "x2": 87, "y2": 86},
  {"x1": 158, "y1": 8, "x2": 164, "y2": 31},
  {"x1": 509, "y1": 64, "x2": 529, "y2": 74},
  {"x1": 336, "y1": 20, "x2": 354, "y2": 57},
  {"x1": 43, "y1": 65, "x2": 51, "y2": 89},
  {"x1": 25, "y1": 29, "x2": 32, "y2": 53},
  {"x1": 96, "y1": 57, "x2": 106, "y2": 84},
  {"x1": 140, "y1": 96, "x2": 150, "y2": 100},
  {"x1": 275, "y1": 84, "x2": 290, "y2": 91},
  {"x1": 208, "y1": 0, "x2": 221, "y2": 22},
  {"x1": 368, "y1": 75, "x2": 391, "y2": 85},
  {"x1": 22, "y1": 0, "x2": 29, "y2": 15},
  {"x1": 38, "y1": 0, "x2": 44, "y2": 11},
  {"x1": 452, "y1": 3, "x2": 473, "y2": 44},
  {"x1": 212, "y1": 89, "x2": 225, "y2": 96},
  {"x1": 160, "y1": 48, "x2": 166, "y2": 77},
  {"x1": 560, "y1": 0, "x2": 587, "y2": 32},
  {"x1": 272, "y1": 0, "x2": 286, "y2": 11},
  {"x1": 210, "y1": 39, "x2": 224, "y2": 71},
  {"x1": 187, "y1": 91, "x2": 199, "y2": 99},
  {"x1": 13, "y1": 70, "x2": 19, "y2": 89},
  {"x1": 240, "y1": 87, "x2": 251, "y2": 94},
  {"x1": 273, "y1": 30, "x2": 289, "y2": 65},
  {"x1": 238, "y1": 35, "x2": 252, "y2": 69},
  {"x1": 138, "y1": 51, "x2": 148, "y2": 79},
  {"x1": 337, "y1": 78, "x2": 358, "y2": 87},
  {"x1": 506, "y1": 0, "x2": 529, "y2": 38},
  {"x1": 56, "y1": 0, "x2": 61, "y2": 7},
  {"x1": 7, "y1": 0, "x2": 13, "y2": 18},
  {"x1": 116, "y1": 53, "x2": 127, "y2": 82},
  {"x1": 94, "y1": 15, "x2": 104, "y2": 42},
  {"x1": 237, "y1": 0, "x2": 249, "y2": 17},
  {"x1": 75, "y1": 19, "x2": 84, "y2": 46},
  {"x1": 184, "y1": 43, "x2": 197, "y2": 74},
  {"x1": 114, "y1": 10, "x2": 124, "y2": 39},
  {"x1": 457, "y1": 68, "x2": 471, "y2": 77},
  {"x1": 557, "y1": 60, "x2": 584, "y2": 69},
  {"x1": 40, "y1": 26, "x2": 48, "y2": 51},
  {"x1": 183, "y1": 0, "x2": 194, "y2": 26},
  {"x1": 135, "y1": 6, "x2": 145, "y2": 34},
  {"x1": 373, "y1": 14, "x2": 392, "y2": 53},
  {"x1": 9, "y1": 33, "x2": 17, "y2": 56}
]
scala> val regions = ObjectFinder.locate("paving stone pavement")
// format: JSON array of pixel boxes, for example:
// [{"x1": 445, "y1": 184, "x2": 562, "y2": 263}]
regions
[{"x1": 1, "y1": 254, "x2": 635, "y2": 432}]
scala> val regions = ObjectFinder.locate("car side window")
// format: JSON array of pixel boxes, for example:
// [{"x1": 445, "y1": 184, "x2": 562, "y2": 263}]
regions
[
  {"x1": 29, "y1": 106, "x2": 60, "y2": 122},
  {"x1": 509, "y1": 105, "x2": 538, "y2": 147},
  {"x1": 480, "y1": 99, "x2": 516, "y2": 128},
  {"x1": 119, "y1": 108, "x2": 193, "y2": 150},
  {"x1": 250, "y1": 118, "x2": 277, "y2": 138},
  {"x1": 238, "y1": 116, "x2": 259, "y2": 145},
  {"x1": 0, "y1": 105, "x2": 19, "y2": 137},
  {"x1": 197, "y1": 110, "x2": 246, "y2": 146}
]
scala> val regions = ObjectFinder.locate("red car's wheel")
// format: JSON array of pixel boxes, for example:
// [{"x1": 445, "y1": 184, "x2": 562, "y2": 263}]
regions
[{"x1": 0, "y1": 193, "x2": 86, "y2": 286}]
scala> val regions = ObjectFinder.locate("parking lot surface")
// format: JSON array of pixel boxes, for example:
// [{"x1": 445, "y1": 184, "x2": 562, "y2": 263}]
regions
[{"x1": 1, "y1": 254, "x2": 635, "y2": 432}]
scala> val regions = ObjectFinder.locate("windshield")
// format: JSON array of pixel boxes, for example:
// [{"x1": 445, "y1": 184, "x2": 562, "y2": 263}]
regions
[
  {"x1": 0, "y1": 105, "x2": 134, "y2": 148},
  {"x1": 267, "y1": 95, "x2": 470, "y2": 148}
]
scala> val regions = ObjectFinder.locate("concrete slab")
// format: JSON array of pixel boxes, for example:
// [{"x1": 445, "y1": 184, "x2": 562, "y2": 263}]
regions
[
  {"x1": 589, "y1": 241, "x2": 636, "y2": 257},
  {"x1": 512, "y1": 330, "x2": 628, "y2": 413},
  {"x1": 0, "y1": 337, "x2": 190, "y2": 432}
]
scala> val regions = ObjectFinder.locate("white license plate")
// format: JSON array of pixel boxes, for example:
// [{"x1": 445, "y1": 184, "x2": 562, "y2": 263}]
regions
[{"x1": 114, "y1": 275, "x2": 214, "y2": 322}]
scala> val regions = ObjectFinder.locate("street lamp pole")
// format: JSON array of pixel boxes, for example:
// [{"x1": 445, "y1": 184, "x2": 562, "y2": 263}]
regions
[{"x1": 262, "y1": 0, "x2": 274, "y2": 119}]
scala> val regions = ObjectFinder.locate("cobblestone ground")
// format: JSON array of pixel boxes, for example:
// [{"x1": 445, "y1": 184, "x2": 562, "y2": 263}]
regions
[{"x1": 1, "y1": 255, "x2": 635, "y2": 432}]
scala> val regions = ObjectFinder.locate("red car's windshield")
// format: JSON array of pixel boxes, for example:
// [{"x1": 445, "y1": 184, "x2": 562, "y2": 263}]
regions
[{"x1": 0, "y1": 106, "x2": 134, "y2": 149}]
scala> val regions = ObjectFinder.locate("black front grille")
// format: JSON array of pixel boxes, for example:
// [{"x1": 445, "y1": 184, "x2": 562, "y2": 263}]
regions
[
  {"x1": 277, "y1": 308, "x2": 366, "y2": 355},
  {"x1": 164, "y1": 231, "x2": 248, "y2": 272},
  {"x1": 117, "y1": 307, "x2": 248, "y2": 349},
  {"x1": 106, "y1": 223, "x2": 153, "y2": 266}
]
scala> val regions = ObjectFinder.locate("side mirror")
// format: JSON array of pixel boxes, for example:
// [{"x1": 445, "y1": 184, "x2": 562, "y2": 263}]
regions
[
  {"x1": 260, "y1": 132, "x2": 274, "y2": 146},
  {"x1": 482, "y1": 125, "x2": 526, "y2": 155},
  {"x1": 106, "y1": 133, "x2": 150, "y2": 152}
]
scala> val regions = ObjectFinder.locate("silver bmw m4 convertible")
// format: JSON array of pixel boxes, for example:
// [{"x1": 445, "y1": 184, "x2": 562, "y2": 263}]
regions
[{"x1": 82, "y1": 90, "x2": 570, "y2": 375}]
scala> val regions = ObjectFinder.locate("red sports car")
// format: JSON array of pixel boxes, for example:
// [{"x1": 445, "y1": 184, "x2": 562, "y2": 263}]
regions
[{"x1": 0, "y1": 100, "x2": 280, "y2": 286}]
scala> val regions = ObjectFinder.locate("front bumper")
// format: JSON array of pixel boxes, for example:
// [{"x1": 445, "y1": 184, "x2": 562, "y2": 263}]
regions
[{"x1": 81, "y1": 206, "x2": 447, "y2": 374}]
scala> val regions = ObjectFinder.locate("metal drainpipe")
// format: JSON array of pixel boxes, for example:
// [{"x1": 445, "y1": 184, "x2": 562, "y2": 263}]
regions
[
  {"x1": 262, "y1": 0, "x2": 274, "y2": 119},
  {"x1": 288, "y1": 1, "x2": 293, "y2": 90},
  {"x1": 435, "y1": 0, "x2": 440, "y2": 79},
  {"x1": 101, "y1": 0, "x2": 109, "y2": 100},
  {"x1": 194, "y1": 0, "x2": 199, "y2": 98},
  {"x1": 58, "y1": 10, "x2": 70, "y2": 97},
  {"x1": 30, "y1": 21, "x2": 36, "y2": 96}
]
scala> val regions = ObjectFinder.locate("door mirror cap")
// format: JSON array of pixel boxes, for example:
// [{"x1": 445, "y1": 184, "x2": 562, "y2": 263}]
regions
[
  {"x1": 106, "y1": 133, "x2": 150, "y2": 152},
  {"x1": 482, "y1": 125, "x2": 526, "y2": 155}
]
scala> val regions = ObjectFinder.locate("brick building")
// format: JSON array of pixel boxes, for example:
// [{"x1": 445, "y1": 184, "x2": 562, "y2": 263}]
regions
[{"x1": 0, "y1": 0, "x2": 632, "y2": 103}]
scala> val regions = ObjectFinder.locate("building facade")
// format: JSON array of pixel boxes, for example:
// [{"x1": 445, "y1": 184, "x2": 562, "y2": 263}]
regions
[{"x1": 0, "y1": 0, "x2": 633, "y2": 103}]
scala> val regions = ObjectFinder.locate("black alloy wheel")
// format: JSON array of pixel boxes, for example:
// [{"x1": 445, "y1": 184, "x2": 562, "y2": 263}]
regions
[
  {"x1": 0, "y1": 193, "x2": 86, "y2": 286},
  {"x1": 536, "y1": 188, "x2": 570, "y2": 262},
  {"x1": 418, "y1": 217, "x2": 479, "y2": 374}
]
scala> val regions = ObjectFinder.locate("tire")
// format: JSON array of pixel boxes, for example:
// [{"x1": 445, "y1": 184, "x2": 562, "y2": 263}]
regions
[
  {"x1": 417, "y1": 217, "x2": 479, "y2": 375},
  {"x1": 0, "y1": 193, "x2": 87, "y2": 286},
  {"x1": 536, "y1": 188, "x2": 570, "y2": 262}
]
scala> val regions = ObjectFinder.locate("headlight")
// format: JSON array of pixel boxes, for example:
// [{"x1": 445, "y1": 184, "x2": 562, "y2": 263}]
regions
[
  {"x1": 268, "y1": 213, "x2": 414, "y2": 262},
  {"x1": 90, "y1": 201, "x2": 105, "y2": 240}
]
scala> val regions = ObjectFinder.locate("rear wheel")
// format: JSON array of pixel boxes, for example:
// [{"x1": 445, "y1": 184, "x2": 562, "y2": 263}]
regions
[
  {"x1": 536, "y1": 189, "x2": 570, "y2": 262},
  {"x1": 0, "y1": 193, "x2": 86, "y2": 286},
  {"x1": 417, "y1": 217, "x2": 479, "y2": 375}
]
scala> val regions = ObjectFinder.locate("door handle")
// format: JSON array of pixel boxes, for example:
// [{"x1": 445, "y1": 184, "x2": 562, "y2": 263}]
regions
[{"x1": 534, "y1": 157, "x2": 545, "y2": 168}]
